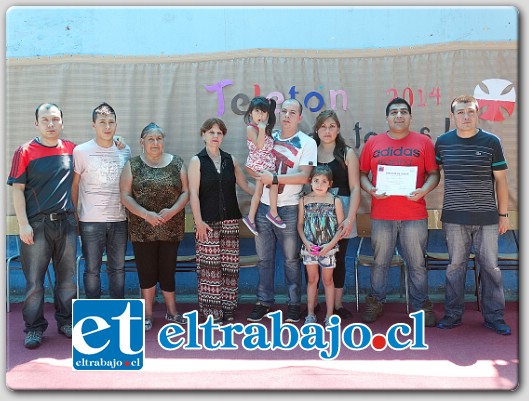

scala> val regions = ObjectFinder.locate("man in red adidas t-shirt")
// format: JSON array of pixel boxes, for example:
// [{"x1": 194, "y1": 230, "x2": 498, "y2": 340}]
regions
[
  {"x1": 359, "y1": 97, "x2": 440, "y2": 326},
  {"x1": 7, "y1": 103, "x2": 77, "y2": 349}
]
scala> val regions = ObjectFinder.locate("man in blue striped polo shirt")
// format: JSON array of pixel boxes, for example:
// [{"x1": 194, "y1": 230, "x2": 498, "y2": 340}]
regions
[{"x1": 435, "y1": 95, "x2": 511, "y2": 335}]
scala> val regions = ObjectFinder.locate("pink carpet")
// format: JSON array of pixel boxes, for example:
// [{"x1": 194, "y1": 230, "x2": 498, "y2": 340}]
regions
[{"x1": 6, "y1": 300, "x2": 518, "y2": 390}]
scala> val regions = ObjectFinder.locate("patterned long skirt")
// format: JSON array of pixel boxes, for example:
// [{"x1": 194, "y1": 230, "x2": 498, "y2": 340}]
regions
[{"x1": 195, "y1": 219, "x2": 240, "y2": 321}]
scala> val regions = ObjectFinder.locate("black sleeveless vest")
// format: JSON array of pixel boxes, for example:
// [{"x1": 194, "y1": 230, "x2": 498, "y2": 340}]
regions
[{"x1": 197, "y1": 148, "x2": 242, "y2": 222}]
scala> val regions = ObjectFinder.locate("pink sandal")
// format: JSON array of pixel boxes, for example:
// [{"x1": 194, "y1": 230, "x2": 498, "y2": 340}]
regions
[{"x1": 266, "y1": 211, "x2": 286, "y2": 228}]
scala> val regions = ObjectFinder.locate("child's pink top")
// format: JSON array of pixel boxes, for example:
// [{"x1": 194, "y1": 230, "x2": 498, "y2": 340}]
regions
[{"x1": 245, "y1": 124, "x2": 276, "y2": 172}]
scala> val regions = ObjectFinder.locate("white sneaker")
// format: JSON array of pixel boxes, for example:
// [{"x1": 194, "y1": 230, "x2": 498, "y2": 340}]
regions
[{"x1": 304, "y1": 314, "x2": 317, "y2": 325}]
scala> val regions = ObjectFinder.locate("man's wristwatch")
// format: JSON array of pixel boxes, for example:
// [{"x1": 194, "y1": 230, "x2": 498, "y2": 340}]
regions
[
  {"x1": 272, "y1": 173, "x2": 278, "y2": 185},
  {"x1": 498, "y1": 213, "x2": 509, "y2": 217}
]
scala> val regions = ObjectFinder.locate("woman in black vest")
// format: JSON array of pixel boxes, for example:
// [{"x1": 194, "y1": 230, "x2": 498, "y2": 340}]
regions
[
  {"x1": 188, "y1": 118, "x2": 254, "y2": 324},
  {"x1": 305, "y1": 110, "x2": 361, "y2": 320}
]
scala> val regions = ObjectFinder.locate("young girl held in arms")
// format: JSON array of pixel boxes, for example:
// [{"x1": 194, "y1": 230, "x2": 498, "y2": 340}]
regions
[{"x1": 242, "y1": 96, "x2": 285, "y2": 235}]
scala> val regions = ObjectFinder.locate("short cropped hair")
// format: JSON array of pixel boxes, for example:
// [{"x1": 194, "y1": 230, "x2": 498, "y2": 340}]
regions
[
  {"x1": 385, "y1": 97, "x2": 412, "y2": 117},
  {"x1": 450, "y1": 95, "x2": 479, "y2": 114},
  {"x1": 283, "y1": 98, "x2": 303, "y2": 115},
  {"x1": 35, "y1": 103, "x2": 63, "y2": 122},
  {"x1": 92, "y1": 102, "x2": 116, "y2": 123}
]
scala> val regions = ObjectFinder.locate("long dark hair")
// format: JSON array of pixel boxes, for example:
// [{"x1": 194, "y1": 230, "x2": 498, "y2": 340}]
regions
[
  {"x1": 243, "y1": 96, "x2": 277, "y2": 137},
  {"x1": 313, "y1": 110, "x2": 349, "y2": 169}
]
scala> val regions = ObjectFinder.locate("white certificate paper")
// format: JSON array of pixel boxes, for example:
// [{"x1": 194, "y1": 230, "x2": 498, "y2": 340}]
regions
[{"x1": 376, "y1": 165, "x2": 418, "y2": 196}]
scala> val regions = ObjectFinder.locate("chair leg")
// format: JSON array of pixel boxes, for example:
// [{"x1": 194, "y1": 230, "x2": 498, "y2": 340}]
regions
[
  {"x1": 76, "y1": 257, "x2": 82, "y2": 299},
  {"x1": 355, "y1": 262, "x2": 360, "y2": 312},
  {"x1": 6, "y1": 265, "x2": 11, "y2": 313},
  {"x1": 403, "y1": 264, "x2": 410, "y2": 314},
  {"x1": 6, "y1": 256, "x2": 20, "y2": 313},
  {"x1": 6, "y1": 258, "x2": 55, "y2": 311},
  {"x1": 399, "y1": 267, "x2": 404, "y2": 299}
]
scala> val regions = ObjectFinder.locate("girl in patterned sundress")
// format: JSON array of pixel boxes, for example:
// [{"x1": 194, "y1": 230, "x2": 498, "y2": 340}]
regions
[
  {"x1": 297, "y1": 165, "x2": 344, "y2": 327},
  {"x1": 242, "y1": 96, "x2": 284, "y2": 236}
]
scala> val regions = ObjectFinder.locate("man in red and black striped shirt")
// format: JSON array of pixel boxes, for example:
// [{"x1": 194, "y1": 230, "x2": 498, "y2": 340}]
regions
[{"x1": 7, "y1": 103, "x2": 77, "y2": 349}]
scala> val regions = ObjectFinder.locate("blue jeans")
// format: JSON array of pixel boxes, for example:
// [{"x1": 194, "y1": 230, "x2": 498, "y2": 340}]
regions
[
  {"x1": 80, "y1": 221, "x2": 128, "y2": 299},
  {"x1": 21, "y1": 215, "x2": 77, "y2": 333},
  {"x1": 254, "y1": 203, "x2": 301, "y2": 306},
  {"x1": 443, "y1": 222, "x2": 505, "y2": 322},
  {"x1": 370, "y1": 218, "x2": 429, "y2": 311}
]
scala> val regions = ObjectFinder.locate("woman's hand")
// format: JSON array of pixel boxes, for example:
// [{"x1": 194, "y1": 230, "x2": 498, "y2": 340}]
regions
[
  {"x1": 195, "y1": 221, "x2": 213, "y2": 242},
  {"x1": 158, "y1": 208, "x2": 175, "y2": 223},
  {"x1": 338, "y1": 218, "x2": 354, "y2": 238},
  {"x1": 144, "y1": 211, "x2": 164, "y2": 227}
]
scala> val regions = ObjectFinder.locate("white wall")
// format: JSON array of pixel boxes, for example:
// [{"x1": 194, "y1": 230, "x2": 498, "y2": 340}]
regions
[{"x1": 6, "y1": 6, "x2": 518, "y2": 58}]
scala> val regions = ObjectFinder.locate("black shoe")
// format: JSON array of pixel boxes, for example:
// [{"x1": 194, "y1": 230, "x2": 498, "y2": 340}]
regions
[
  {"x1": 24, "y1": 330, "x2": 43, "y2": 349},
  {"x1": 361, "y1": 295, "x2": 383, "y2": 323},
  {"x1": 437, "y1": 315, "x2": 462, "y2": 329},
  {"x1": 58, "y1": 323, "x2": 72, "y2": 338},
  {"x1": 483, "y1": 319, "x2": 511, "y2": 335},
  {"x1": 421, "y1": 300, "x2": 437, "y2": 327},
  {"x1": 285, "y1": 304, "x2": 301, "y2": 323},
  {"x1": 334, "y1": 306, "x2": 353, "y2": 319},
  {"x1": 165, "y1": 312, "x2": 187, "y2": 325},
  {"x1": 247, "y1": 302, "x2": 270, "y2": 322},
  {"x1": 301, "y1": 303, "x2": 321, "y2": 319},
  {"x1": 223, "y1": 312, "x2": 235, "y2": 323}
]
